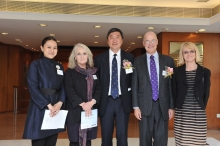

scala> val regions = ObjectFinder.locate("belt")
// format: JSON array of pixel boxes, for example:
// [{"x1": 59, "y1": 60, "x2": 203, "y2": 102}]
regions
[{"x1": 40, "y1": 88, "x2": 58, "y2": 95}]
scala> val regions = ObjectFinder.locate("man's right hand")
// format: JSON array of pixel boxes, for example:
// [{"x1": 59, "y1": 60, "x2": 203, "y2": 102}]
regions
[{"x1": 134, "y1": 108, "x2": 142, "y2": 120}]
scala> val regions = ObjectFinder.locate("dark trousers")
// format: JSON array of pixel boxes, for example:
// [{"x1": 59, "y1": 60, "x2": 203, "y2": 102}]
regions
[
  {"x1": 32, "y1": 134, "x2": 58, "y2": 146},
  {"x1": 139, "y1": 100, "x2": 168, "y2": 146},
  {"x1": 69, "y1": 140, "x2": 91, "y2": 146},
  {"x1": 100, "y1": 96, "x2": 130, "y2": 146}
]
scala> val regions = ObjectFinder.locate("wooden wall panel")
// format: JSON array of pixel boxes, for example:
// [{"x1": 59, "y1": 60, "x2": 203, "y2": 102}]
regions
[
  {"x1": 0, "y1": 44, "x2": 8, "y2": 112},
  {"x1": 7, "y1": 45, "x2": 23, "y2": 111},
  {"x1": 159, "y1": 32, "x2": 220, "y2": 129}
]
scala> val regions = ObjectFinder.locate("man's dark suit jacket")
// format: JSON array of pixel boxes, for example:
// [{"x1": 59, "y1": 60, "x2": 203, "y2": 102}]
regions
[
  {"x1": 172, "y1": 64, "x2": 211, "y2": 110},
  {"x1": 132, "y1": 53, "x2": 175, "y2": 120},
  {"x1": 94, "y1": 50, "x2": 134, "y2": 116}
]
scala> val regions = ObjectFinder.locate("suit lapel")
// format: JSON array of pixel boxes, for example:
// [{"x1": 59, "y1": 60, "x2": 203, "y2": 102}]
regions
[
  {"x1": 158, "y1": 54, "x2": 165, "y2": 86},
  {"x1": 194, "y1": 65, "x2": 203, "y2": 86},
  {"x1": 120, "y1": 50, "x2": 126, "y2": 83},
  {"x1": 140, "y1": 54, "x2": 151, "y2": 82},
  {"x1": 104, "y1": 51, "x2": 110, "y2": 84},
  {"x1": 179, "y1": 64, "x2": 187, "y2": 85}
]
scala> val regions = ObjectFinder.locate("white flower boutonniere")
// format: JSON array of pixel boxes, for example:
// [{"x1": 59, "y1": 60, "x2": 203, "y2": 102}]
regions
[{"x1": 162, "y1": 66, "x2": 173, "y2": 78}]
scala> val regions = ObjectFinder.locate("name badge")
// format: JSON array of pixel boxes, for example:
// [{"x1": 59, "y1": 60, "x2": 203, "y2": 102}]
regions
[
  {"x1": 162, "y1": 70, "x2": 167, "y2": 76},
  {"x1": 93, "y1": 75, "x2": 97, "y2": 80},
  {"x1": 57, "y1": 70, "x2": 63, "y2": 75},
  {"x1": 125, "y1": 68, "x2": 133, "y2": 74}
]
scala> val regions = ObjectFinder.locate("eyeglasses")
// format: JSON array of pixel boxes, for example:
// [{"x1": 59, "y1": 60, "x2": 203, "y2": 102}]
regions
[
  {"x1": 182, "y1": 50, "x2": 196, "y2": 55},
  {"x1": 144, "y1": 39, "x2": 157, "y2": 44}
]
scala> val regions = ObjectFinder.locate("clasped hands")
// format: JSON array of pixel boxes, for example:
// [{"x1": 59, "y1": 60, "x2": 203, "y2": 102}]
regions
[
  {"x1": 79, "y1": 99, "x2": 96, "y2": 117},
  {"x1": 47, "y1": 101, "x2": 63, "y2": 117}
]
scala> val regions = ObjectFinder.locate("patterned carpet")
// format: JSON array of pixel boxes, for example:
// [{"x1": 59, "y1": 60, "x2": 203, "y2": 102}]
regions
[{"x1": 0, "y1": 138, "x2": 220, "y2": 146}]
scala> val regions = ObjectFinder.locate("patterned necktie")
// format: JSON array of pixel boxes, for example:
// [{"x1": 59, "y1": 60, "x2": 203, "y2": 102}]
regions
[
  {"x1": 150, "y1": 55, "x2": 159, "y2": 101},
  {"x1": 111, "y1": 54, "x2": 119, "y2": 99}
]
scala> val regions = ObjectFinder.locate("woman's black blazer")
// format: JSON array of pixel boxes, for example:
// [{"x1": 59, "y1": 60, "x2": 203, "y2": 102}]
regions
[{"x1": 172, "y1": 64, "x2": 211, "y2": 110}]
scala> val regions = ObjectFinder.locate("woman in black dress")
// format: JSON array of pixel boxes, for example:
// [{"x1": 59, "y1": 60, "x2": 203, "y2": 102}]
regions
[
  {"x1": 172, "y1": 42, "x2": 211, "y2": 146},
  {"x1": 64, "y1": 43, "x2": 101, "y2": 146},
  {"x1": 23, "y1": 36, "x2": 66, "y2": 146}
]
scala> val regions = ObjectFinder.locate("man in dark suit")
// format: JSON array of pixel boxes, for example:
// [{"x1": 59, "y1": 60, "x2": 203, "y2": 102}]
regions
[
  {"x1": 94, "y1": 28, "x2": 134, "y2": 146},
  {"x1": 132, "y1": 31, "x2": 175, "y2": 146}
]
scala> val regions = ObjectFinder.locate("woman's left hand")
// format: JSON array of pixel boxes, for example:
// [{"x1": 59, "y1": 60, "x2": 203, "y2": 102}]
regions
[{"x1": 82, "y1": 100, "x2": 96, "y2": 112}]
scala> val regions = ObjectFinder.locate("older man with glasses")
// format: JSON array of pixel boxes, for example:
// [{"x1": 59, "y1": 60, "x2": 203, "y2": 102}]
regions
[{"x1": 132, "y1": 31, "x2": 175, "y2": 146}]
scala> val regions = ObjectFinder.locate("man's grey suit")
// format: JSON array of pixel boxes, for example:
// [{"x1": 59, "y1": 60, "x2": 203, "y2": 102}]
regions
[{"x1": 132, "y1": 53, "x2": 175, "y2": 146}]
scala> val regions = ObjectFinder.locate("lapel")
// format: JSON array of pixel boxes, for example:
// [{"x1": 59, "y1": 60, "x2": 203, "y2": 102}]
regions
[
  {"x1": 104, "y1": 50, "x2": 110, "y2": 84},
  {"x1": 158, "y1": 54, "x2": 165, "y2": 86},
  {"x1": 178, "y1": 64, "x2": 187, "y2": 85},
  {"x1": 120, "y1": 50, "x2": 126, "y2": 84},
  {"x1": 140, "y1": 54, "x2": 151, "y2": 83},
  {"x1": 194, "y1": 64, "x2": 203, "y2": 86}
]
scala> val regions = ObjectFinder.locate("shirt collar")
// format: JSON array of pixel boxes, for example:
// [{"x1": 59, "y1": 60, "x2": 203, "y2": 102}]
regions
[
  {"x1": 109, "y1": 49, "x2": 121, "y2": 57},
  {"x1": 146, "y1": 51, "x2": 158, "y2": 60}
]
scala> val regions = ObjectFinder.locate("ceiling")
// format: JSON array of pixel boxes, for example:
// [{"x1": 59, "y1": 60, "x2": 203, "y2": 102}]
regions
[{"x1": 0, "y1": 0, "x2": 220, "y2": 52}]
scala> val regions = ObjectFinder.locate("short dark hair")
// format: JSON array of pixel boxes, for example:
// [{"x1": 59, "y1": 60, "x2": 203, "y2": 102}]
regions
[
  {"x1": 41, "y1": 36, "x2": 57, "y2": 47},
  {"x1": 106, "y1": 28, "x2": 124, "y2": 39}
]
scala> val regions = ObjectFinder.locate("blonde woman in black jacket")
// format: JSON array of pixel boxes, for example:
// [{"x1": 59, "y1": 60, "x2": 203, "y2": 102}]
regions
[{"x1": 172, "y1": 42, "x2": 211, "y2": 146}]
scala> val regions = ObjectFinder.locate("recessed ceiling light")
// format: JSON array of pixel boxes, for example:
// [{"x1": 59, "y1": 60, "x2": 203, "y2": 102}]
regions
[
  {"x1": 128, "y1": 47, "x2": 130, "y2": 48},
  {"x1": 49, "y1": 34, "x2": 55, "y2": 36},
  {"x1": 57, "y1": 40, "x2": 60, "y2": 42},
  {"x1": 198, "y1": 29, "x2": 206, "y2": 32},
  {"x1": 148, "y1": 27, "x2": 154, "y2": 30},
  {"x1": 131, "y1": 42, "x2": 135, "y2": 45},
  {"x1": 94, "y1": 25, "x2": 102, "y2": 28},
  {"x1": 15, "y1": 39, "x2": 22, "y2": 43},
  {"x1": 94, "y1": 36, "x2": 99, "y2": 38},
  {"x1": 137, "y1": 36, "x2": 142, "y2": 39},
  {"x1": 26, "y1": 45, "x2": 28, "y2": 46},
  {"x1": 38, "y1": 24, "x2": 47, "y2": 27},
  {"x1": 94, "y1": 42, "x2": 98, "y2": 44},
  {"x1": 2, "y1": 32, "x2": 8, "y2": 35}
]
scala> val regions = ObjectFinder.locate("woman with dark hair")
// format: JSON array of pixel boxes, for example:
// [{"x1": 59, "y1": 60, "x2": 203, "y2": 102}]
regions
[
  {"x1": 23, "y1": 36, "x2": 66, "y2": 146},
  {"x1": 64, "y1": 43, "x2": 101, "y2": 146}
]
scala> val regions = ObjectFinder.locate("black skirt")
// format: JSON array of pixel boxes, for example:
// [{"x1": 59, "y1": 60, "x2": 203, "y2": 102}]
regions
[{"x1": 67, "y1": 121, "x2": 98, "y2": 142}]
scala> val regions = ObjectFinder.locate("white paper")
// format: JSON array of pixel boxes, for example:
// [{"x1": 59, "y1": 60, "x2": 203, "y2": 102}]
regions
[
  {"x1": 41, "y1": 110, "x2": 68, "y2": 130},
  {"x1": 81, "y1": 109, "x2": 98, "y2": 130},
  {"x1": 125, "y1": 68, "x2": 133, "y2": 74}
]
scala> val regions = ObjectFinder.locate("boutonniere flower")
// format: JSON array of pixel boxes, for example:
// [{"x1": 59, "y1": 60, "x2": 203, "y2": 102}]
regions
[
  {"x1": 56, "y1": 65, "x2": 60, "y2": 70},
  {"x1": 163, "y1": 66, "x2": 173, "y2": 78},
  {"x1": 122, "y1": 59, "x2": 134, "y2": 69}
]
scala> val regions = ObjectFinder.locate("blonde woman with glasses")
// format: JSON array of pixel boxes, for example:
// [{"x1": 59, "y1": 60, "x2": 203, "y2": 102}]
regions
[{"x1": 172, "y1": 42, "x2": 211, "y2": 146}]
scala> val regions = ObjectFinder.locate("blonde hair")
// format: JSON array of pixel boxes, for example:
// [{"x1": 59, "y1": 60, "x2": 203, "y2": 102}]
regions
[
  {"x1": 68, "y1": 43, "x2": 94, "y2": 69},
  {"x1": 178, "y1": 42, "x2": 201, "y2": 65}
]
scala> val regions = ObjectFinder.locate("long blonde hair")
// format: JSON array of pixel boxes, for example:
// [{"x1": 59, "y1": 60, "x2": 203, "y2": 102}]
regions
[
  {"x1": 178, "y1": 42, "x2": 201, "y2": 65},
  {"x1": 68, "y1": 43, "x2": 94, "y2": 69}
]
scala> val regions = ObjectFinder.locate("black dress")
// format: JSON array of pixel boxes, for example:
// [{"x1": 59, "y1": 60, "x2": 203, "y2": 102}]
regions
[
  {"x1": 64, "y1": 68, "x2": 101, "y2": 142},
  {"x1": 23, "y1": 57, "x2": 66, "y2": 140}
]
